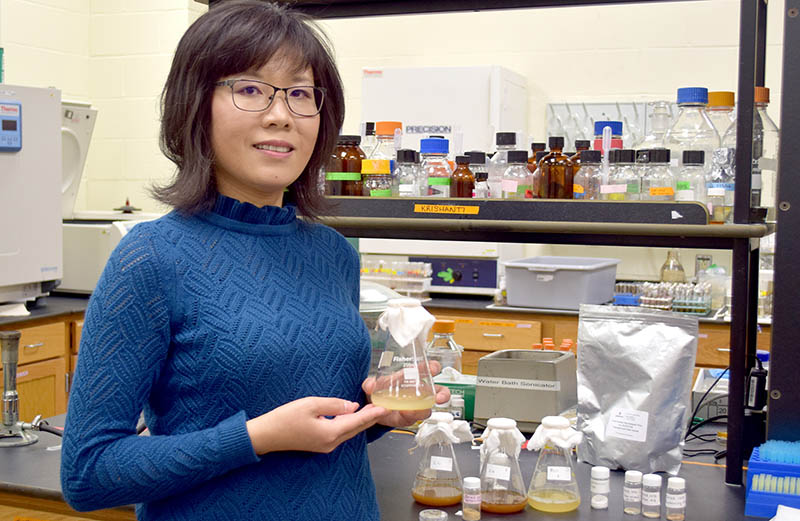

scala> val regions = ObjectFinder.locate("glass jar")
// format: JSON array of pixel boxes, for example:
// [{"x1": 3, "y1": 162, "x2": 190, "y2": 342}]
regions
[
  {"x1": 623, "y1": 470, "x2": 643, "y2": 515},
  {"x1": 641, "y1": 148, "x2": 675, "y2": 201},
  {"x1": 503, "y1": 150, "x2": 534, "y2": 199},
  {"x1": 421, "y1": 137, "x2": 452, "y2": 197},
  {"x1": 393, "y1": 148, "x2": 421, "y2": 197},
  {"x1": 361, "y1": 159, "x2": 392, "y2": 197},
  {"x1": 572, "y1": 150, "x2": 602, "y2": 200},
  {"x1": 325, "y1": 135, "x2": 364, "y2": 196},
  {"x1": 425, "y1": 320, "x2": 463, "y2": 373}
]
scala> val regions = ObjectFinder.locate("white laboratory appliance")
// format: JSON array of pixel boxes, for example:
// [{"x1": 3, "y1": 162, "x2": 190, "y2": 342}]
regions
[
  {"x1": 361, "y1": 65, "x2": 528, "y2": 154},
  {"x1": 0, "y1": 85, "x2": 62, "y2": 304}
]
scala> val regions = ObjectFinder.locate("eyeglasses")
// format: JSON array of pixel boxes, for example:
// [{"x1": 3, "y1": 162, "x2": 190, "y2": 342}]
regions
[{"x1": 215, "y1": 79, "x2": 325, "y2": 117}]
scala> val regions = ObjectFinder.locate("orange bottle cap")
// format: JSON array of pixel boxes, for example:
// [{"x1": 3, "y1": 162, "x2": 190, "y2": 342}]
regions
[
  {"x1": 708, "y1": 91, "x2": 735, "y2": 107},
  {"x1": 431, "y1": 320, "x2": 456, "y2": 334},
  {"x1": 375, "y1": 121, "x2": 402, "y2": 136},
  {"x1": 754, "y1": 87, "x2": 770, "y2": 104}
]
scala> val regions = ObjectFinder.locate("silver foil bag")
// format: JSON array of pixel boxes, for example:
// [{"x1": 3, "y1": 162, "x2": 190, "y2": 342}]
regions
[{"x1": 576, "y1": 304, "x2": 698, "y2": 475}]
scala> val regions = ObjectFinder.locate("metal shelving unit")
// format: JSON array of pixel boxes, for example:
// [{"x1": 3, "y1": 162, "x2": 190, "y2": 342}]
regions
[{"x1": 204, "y1": 0, "x2": 798, "y2": 486}]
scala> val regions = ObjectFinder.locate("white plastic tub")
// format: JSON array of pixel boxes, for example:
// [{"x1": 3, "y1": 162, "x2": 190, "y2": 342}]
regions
[{"x1": 503, "y1": 256, "x2": 620, "y2": 310}]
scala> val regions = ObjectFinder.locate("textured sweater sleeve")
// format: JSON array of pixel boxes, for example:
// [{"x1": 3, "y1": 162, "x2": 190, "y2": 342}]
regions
[{"x1": 60, "y1": 226, "x2": 259, "y2": 512}]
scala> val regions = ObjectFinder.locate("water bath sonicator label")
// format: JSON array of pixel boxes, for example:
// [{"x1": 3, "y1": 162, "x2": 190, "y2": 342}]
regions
[
  {"x1": 606, "y1": 408, "x2": 649, "y2": 443},
  {"x1": 476, "y1": 376, "x2": 560, "y2": 392}
]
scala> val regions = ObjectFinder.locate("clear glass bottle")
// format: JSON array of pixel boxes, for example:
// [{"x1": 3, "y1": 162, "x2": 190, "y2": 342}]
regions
[
  {"x1": 540, "y1": 136, "x2": 574, "y2": 199},
  {"x1": 393, "y1": 149, "x2": 420, "y2": 197},
  {"x1": 370, "y1": 121, "x2": 402, "y2": 170},
  {"x1": 451, "y1": 155, "x2": 475, "y2": 198},
  {"x1": 623, "y1": 470, "x2": 643, "y2": 515},
  {"x1": 462, "y1": 477, "x2": 481, "y2": 521},
  {"x1": 637, "y1": 101, "x2": 672, "y2": 149},
  {"x1": 676, "y1": 150, "x2": 707, "y2": 206},
  {"x1": 753, "y1": 87, "x2": 780, "y2": 221},
  {"x1": 450, "y1": 395, "x2": 465, "y2": 420},
  {"x1": 488, "y1": 132, "x2": 517, "y2": 199},
  {"x1": 420, "y1": 137, "x2": 452, "y2": 197},
  {"x1": 502, "y1": 150, "x2": 534, "y2": 199},
  {"x1": 412, "y1": 413, "x2": 463, "y2": 507},
  {"x1": 661, "y1": 249, "x2": 686, "y2": 283},
  {"x1": 572, "y1": 150, "x2": 602, "y2": 200},
  {"x1": 601, "y1": 149, "x2": 639, "y2": 201},
  {"x1": 527, "y1": 416, "x2": 581, "y2": 513},
  {"x1": 665, "y1": 476, "x2": 687, "y2": 521},
  {"x1": 480, "y1": 418, "x2": 527, "y2": 514},
  {"x1": 425, "y1": 320, "x2": 463, "y2": 373},
  {"x1": 707, "y1": 147, "x2": 736, "y2": 224},
  {"x1": 707, "y1": 91, "x2": 736, "y2": 138},
  {"x1": 590, "y1": 466, "x2": 610, "y2": 510},
  {"x1": 641, "y1": 148, "x2": 675, "y2": 201},
  {"x1": 641, "y1": 474, "x2": 662, "y2": 519},
  {"x1": 361, "y1": 121, "x2": 378, "y2": 158},
  {"x1": 361, "y1": 159, "x2": 393, "y2": 197},
  {"x1": 466, "y1": 151, "x2": 489, "y2": 198},
  {"x1": 664, "y1": 87, "x2": 720, "y2": 170}
]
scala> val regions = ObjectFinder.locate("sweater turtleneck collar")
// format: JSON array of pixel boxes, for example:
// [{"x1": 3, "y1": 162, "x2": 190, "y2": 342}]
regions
[{"x1": 198, "y1": 194, "x2": 299, "y2": 235}]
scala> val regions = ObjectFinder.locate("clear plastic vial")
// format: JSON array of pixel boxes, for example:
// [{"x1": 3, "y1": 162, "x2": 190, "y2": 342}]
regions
[
  {"x1": 665, "y1": 477, "x2": 686, "y2": 521},
  {"x1": 590, "y1": 466, "x2": 610, "y2": 510},
  {"x1": 623, "y1": 470, "x2": 643, "y2": 515},
  {"x1": 462, "y1": 476, "x2": 482, "y2": 521},
  {"x1": 641, "y1": 473, "x2": 662, "y2": 519}
]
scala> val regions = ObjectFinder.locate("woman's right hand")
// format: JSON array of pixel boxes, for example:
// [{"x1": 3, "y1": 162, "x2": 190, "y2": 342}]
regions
[{"x1": 245, "y1": 397, "x2": 388, "y2": 455}]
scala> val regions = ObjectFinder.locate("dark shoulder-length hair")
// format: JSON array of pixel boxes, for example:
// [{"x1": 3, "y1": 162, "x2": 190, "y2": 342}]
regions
[{"x1": 152, "y1": 0, "x2": 344, "y2": 218}]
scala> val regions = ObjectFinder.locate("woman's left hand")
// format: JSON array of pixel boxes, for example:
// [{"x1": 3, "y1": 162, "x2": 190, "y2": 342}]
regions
[{"x1": 361, "y1": 361, "x2": 451, "y2": 428}]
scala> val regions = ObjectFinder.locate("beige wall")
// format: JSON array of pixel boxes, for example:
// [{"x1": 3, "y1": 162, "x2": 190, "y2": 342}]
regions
[{"x1": 0, "y1": 0, "x2": 786, "y2": 218}]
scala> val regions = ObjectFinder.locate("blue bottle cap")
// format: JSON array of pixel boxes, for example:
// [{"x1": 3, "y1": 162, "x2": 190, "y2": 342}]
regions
[
  {"x1": 420, "y1": 137, "x2": 449, "y2": 154},
  {"x1": 677, "y1": 87, "x2": 709, "y2": 105},
  {"x1": 594, "y1": 120, "x2": 623, "y2": 136},
  {"x1": 756, "y1": 350, "x2": 770, "y2": 363}
]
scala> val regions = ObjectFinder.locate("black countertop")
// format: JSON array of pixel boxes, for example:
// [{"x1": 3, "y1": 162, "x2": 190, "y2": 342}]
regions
[
  {"x1": 1, "y1": 416, "x2": 750, "y2": 520},
  {"x1": 0, "y1": 295, "x2": 89, "y2": 326}
]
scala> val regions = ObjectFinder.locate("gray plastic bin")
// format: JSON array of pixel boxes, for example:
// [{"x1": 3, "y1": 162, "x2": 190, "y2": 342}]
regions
[{"x1": 503, "y1": 256, "x2": 620, "y2": 310}]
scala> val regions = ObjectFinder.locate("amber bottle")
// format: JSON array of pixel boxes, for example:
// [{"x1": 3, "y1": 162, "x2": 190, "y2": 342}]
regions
[
  {"x1": 540, "y1": 136, "x2": 574, "y2": 199},
  {"x1": 326, "y1": 135, "x2": 364, "y2": 196},
  {"x1": 451, "y1": 155, "x2": 475, "y2": 198},
  {"x1": 527, "y1": 142, "x2": 547, "y2": 173},
  {"x1": 570, "y1": 139, "x2": 591, "y2": 175}
]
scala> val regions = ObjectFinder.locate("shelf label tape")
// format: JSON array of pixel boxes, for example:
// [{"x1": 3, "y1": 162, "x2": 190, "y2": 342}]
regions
[{"x1": 414, "y1": 204, "x2": 480, "y2": 215}]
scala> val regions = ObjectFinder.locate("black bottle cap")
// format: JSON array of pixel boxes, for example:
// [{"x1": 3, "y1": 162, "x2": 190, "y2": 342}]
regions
[
  {"x1": 531, "y1": 142, "x2": 546, "y2": 152},
  {"x1": 365, "y1": 122, "x2": 375, "y2": 136},
  {"x1": 496, "y1": 132, "x2": 517, "y2": 146},
  {"x1": 337, "y1": 134, "x2": 361, "y2": 145},
  {"x1": 575, "y1": 139, "x2": 591, "y2": 149},
  {"x1": 683, "y1": 150, "x2": 705, "y2": 165},
  {"x1": 414, "y1": 151, "x2": 421, "y2": 163},
  {"x1": 564, "y1": 152, "x2": 576, "y2": 158},
  {"x1": 508, "y1": 150, "x2": 528, "y2": 163},
  {"x1": 535, "y1": 151, "x2": 548, "y2": 162},
  {"x1": 548, "y1": 136, "x2": 565, "y2": 149},
  {"x1": 636, "y1": 149, "x2": 650, "y2": 164},
  {"x1": 608, "y1": 149, "x2": 619, "y2": 163},
  {"x1": 396, "y1": 149, "x2": 416, "y2": 163},
  {"x1": 466, "y1": 150, "x2": 486, "y2": 164},
  {"x1": 475, "y1": 171, "x2": 488, "y2": 181},
  {"x1": 580, "y1": 150, "x2": 602, "y2": 163},
  {"x1": 649, "y1": 148, "x2": 671, "y2": 163},
  {"x1": 617, "y1": 149, "x2": 636, "y2": 163},
  {"x1": 455, "y1": 155, "x2": 470, "y2": 164}
]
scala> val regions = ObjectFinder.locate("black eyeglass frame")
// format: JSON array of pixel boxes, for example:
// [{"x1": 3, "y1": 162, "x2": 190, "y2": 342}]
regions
[{"x1": 214, "y1": 79, "x2": 326, "y2": 117}]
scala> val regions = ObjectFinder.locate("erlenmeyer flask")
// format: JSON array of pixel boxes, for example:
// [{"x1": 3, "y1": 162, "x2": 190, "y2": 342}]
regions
[
  {"x1": 479, "y1": 418, "x2": 527, "y2": 514},
  {"x1": 412, "y1": 413, "x2": 464, "y2": 507},
  {"x1": 371, "y1": 298, "x2": 436, "y2": 410},
  {"x1": 527, "y1": 416, "x2": 581, "y2": 513}
]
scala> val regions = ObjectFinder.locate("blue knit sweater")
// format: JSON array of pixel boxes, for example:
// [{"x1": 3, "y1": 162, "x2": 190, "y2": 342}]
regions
[{"x1": 61, "y1": 196, "x2": 382, "y2": 520}]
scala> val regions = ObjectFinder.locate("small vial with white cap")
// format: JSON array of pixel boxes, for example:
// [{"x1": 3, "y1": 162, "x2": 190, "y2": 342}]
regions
[
  {"x1": 641, "y1": 473, "x2": 662, "y2": 518},
  {"x1": 590, "y1": 466, "x2": 610, "y2": 509},
  {"x1": 462, "y1": 476, "x2": 481, "y2": 520},
  {"x1": 623, "y1": 470, "x2": 643, "y2": 515},
  {"x1": 665, "y1": 477, "x2": 687, "y2": 520}
]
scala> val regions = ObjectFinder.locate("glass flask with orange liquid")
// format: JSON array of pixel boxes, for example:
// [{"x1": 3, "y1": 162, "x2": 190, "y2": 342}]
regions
[
  {"x1": 411, "y1": 412, "x2": 474, "y2": 507},
  {"x1": 526, "y1": 416, "x2": 583, "y2": 513},
  {"x1": 370, "y1": 298, "x2": 436, "y2": 410},
  {"x1": 479, "y1": 418, "x2": 528, "y2": 514}
]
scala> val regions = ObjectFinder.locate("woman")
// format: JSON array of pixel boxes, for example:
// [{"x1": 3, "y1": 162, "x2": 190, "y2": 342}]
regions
[{"x1": 60, "y1": 2, "x2": 448, "y2": 519}]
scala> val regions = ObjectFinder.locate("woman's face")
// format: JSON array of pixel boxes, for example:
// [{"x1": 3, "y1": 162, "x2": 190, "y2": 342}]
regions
[{"x1": 210, "y1": 52, "x2": 321, "y2": 207}]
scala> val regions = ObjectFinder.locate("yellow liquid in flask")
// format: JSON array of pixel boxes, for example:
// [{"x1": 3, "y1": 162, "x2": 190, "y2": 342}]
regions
[
  {"x1": 370, "y1": 388, "x2": 435, "y2": 410},
  {"x1": 527, "y1": 489, "x2": 581, "y2": 513}
]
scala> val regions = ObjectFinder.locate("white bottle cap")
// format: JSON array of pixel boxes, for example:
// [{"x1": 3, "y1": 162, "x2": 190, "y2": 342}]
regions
[
  {"x1": 451, "y1": 396, "x2": 465, "y2": 406},
  {"x1": 429, "y1": 412, "x2": 454, "y2": 423},
  {"x1": 625, "y1": 470, "x2": 643, "y2": 483},
  {"x1": 487, "y1": 417, "x2": 517, "y2": 430},
  {"x1": 592, "y1": 466, "x2": 610, "y2": 479},
  {"x1": 591, "y1": 495, "x2": 610, "y2": 509},
  {"x1": 463, "y1": 477, "x2": 481, "y2": 488},
  {"x1": 541, "y1": 416, "x2": 570, "y2": 429},
  {"x1": 643, "y1": 474, "x2": 662, "y2": 487},
  {"x1": 667, "y1": 477, "x2": 686, "y2": 490}
]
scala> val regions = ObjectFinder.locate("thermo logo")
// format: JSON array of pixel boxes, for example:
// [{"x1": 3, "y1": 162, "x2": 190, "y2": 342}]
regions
[{"x1": 0, "y1": 104, "x2": 19, "y2": 115}]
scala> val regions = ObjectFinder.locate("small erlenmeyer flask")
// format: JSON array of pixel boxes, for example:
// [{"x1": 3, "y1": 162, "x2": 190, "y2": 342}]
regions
[
  {"x1": 411, "y1": 412, "x2": 471, "y2": 507},
  {"x1": 479, "y1": 418, "x2": 528, "y2": 514},
  {"x1": 371, "y1": 298, "x2": 436, "y2": 410},
  {"x1": 527, "y1": 416, "x2": 582, "y2": 513}
]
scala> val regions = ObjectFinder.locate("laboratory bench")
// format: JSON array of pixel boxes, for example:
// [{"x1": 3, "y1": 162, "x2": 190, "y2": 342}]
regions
[{"x1": 0, "y1": 415, "x2": 750, "y2": 520}]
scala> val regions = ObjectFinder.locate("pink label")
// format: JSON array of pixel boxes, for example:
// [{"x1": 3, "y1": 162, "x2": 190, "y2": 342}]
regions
[
  {"x1": 593, "y1": 138, "x2": 623, "y2": 154},
  {"x1": 463, "y1": 493, "x2": 481, "y2": 503},
  {"x1": 501, "y1": 179, "x2": 518, "y2": 193},
  {"x1": 600, "y1": 184, "x2": 627, "y2": 194}
]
